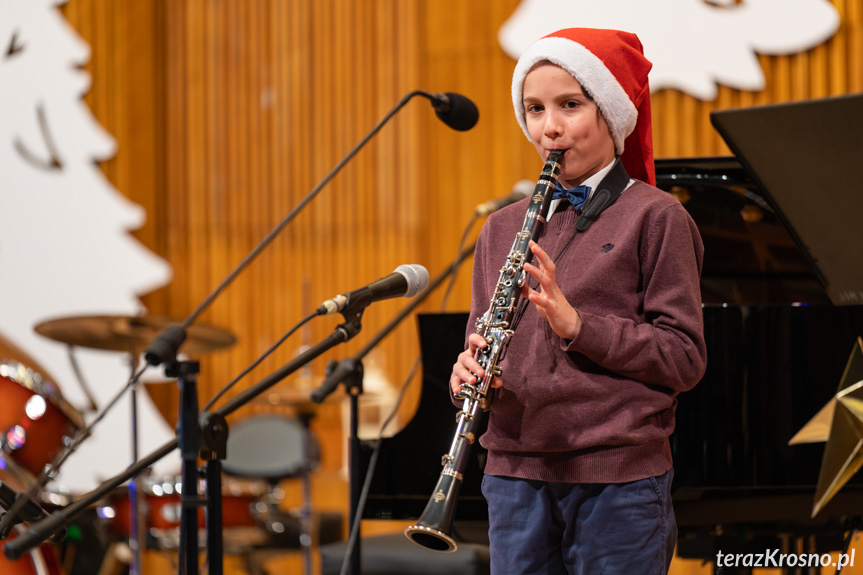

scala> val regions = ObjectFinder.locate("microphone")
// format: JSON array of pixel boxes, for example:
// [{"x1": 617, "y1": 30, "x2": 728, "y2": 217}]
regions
[
  {"x1": 0, "y1": 481, "x2": 65, "y2": 545},
  {"x1": 475, "y1": 179, "x2": 534, "y2": 216},
  {"x1": 317, "y1": 264, "x2": 430, "y2": 316},
  {"x1": 426, "y1": 92, "x2": 479, "y2": 131}
]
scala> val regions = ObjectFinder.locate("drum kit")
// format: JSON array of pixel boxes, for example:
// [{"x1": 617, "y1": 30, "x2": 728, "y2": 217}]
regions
[{"x1": 0, "y1": 314, "x2": 340, "y2": 575}]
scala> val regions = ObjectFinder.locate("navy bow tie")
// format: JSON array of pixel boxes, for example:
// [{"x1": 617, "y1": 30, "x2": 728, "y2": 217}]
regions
[{"x1": 552, "y1": 182, "x2": 592, "y2": 211}]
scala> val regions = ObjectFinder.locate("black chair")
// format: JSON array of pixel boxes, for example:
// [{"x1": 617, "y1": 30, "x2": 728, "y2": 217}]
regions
[{"x1": 319, "y1": 523, "x2": 491, "y2": 575}]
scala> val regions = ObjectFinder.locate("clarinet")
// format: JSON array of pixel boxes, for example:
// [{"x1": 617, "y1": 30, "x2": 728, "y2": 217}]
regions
[{"x1": 405, "y1": 150, "x2": 564, "y2": 552}]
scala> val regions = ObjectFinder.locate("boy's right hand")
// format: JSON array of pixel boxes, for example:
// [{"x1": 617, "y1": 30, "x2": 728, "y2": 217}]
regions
[{"x1": 449, "y1": 333, "x2": 502, "y2": 396}]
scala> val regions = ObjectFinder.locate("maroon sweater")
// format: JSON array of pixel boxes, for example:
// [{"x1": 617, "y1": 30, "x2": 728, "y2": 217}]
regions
[{"x1": 466, "y1": 180, "x2": 706, "y2": 484}]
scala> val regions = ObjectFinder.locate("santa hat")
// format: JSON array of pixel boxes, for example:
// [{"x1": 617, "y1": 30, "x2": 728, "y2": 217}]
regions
[{"x1": 511, "y1": 28, "x2": 655, "y2": 186}]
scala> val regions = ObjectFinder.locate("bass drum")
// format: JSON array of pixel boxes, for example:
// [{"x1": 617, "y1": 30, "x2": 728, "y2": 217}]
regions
[
  {"x1": 105, "y1": 474, "x2": 271, "y2": 553},
  {"x1": 0, "y1": 335, "x2": 84, "y2": 492},
  {"x1": 0, "y1": 526, "x2": 62, "y2": 575}
]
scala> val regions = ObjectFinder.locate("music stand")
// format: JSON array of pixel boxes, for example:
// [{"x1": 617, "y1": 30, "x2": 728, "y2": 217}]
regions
[{"x1": 710, "y1": 93, "x2": 863, "y2": 306}]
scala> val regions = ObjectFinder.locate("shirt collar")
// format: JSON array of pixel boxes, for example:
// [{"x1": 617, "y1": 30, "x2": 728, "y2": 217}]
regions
[{"x1": 547, "y1": 157, "x2": 621, "y2": 221}]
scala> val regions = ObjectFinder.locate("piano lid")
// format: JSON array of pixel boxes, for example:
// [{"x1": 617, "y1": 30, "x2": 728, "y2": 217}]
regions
[
  {"x1": 710, "y1": 94, "x2": 863, "y2": 306},
  {"x1": 655, "y1": 156, "x2": 829, "y2": 305}
]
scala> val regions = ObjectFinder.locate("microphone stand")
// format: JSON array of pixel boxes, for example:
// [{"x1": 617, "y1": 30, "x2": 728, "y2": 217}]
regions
[
  {"x1": 310, "y1": 244, "x2": 476, "y2": 575},
  {"x1": 146, "y1": 89, "x2": 451, "y2": 353},
  {"x1": 3, "y1": 241, "x2": 476, "y2": 566},
  {"x1": 127, "y1": 88, "x2": 465, "y2": 572},
  {"x1": 2, "y1": 314, "x2": 365, "y2": 564},
  {"x1": 5, "y1": 86, "x2": 478, "y2": 558}
]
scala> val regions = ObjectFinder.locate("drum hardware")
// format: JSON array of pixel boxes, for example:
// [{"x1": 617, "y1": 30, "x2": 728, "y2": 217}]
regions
[
  {"x1": 0, "y1": 480, "x2": 66, "y2": 545},
  {"x1": 3, "y1": 312, "x2": 366, "y2": 568},
  {"x1": 101, "y1": 474, "x2": 270, "y2": 554},
  {"x1": 65, "y1": 345, "x2": 100, "y2": 413},
  {"x1": 0, "y1": 337, "x2": 70, "y2": 575},
  {"x1": 0, "y1": 357, "x2": 85, "y2": 545},
  {"x1": 296, "y1": 411, "x2": 318, "y2": 575},
  {"x1": 128, "y1": 356, "x2": 144, "y2": 575},
  {"x1": 222, "y1": 412, "x2": 323, "y2": 575},
  {"x1": 0, "y1": 358, "x2": 147, "y2": 573},
  {"x1": 29, "y1": 313, "x2": 236, "y2": 575},
  {"x1": 0, "y1": 525, "x2": 61, "y2": 575}
]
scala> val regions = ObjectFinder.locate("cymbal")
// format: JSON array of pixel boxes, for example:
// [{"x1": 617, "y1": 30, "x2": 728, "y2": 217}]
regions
[
  {"x1": 256, "y1": 387, "x2": 343, "y2": 411},
  {"x1": 33, "y1": 314, "x2": 237, "y2": 356}
]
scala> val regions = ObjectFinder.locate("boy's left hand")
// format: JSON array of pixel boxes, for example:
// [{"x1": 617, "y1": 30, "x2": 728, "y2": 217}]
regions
[{"x1": 522, "y1": 240, "x2": 582, "y2": 341}]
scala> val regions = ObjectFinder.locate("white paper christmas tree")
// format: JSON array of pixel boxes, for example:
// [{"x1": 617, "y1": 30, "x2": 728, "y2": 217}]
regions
[{"x1": 0, "y1": 0, "x2": 176, "y2": 491}]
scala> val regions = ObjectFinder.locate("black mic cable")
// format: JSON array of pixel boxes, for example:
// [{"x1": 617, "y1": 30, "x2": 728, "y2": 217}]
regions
[{"x1": 202, "y1": 310, "x2": 318, "y2": 411}]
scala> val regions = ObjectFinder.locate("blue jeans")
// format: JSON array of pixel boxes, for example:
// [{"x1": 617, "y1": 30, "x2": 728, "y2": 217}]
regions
[{"x1": 481, "y1": 469, "x2": 676, "y2": 575}]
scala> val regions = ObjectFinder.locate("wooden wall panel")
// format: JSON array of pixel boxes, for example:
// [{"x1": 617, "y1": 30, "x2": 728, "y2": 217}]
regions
[{"x1": 58, "y1": 1, "x2": 863, "y2": 573}]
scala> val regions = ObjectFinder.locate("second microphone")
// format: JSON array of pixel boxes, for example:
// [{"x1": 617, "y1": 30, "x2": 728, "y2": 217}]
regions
[{"x1": 317, "y1": 264, "x2": 430, "y2": 316}]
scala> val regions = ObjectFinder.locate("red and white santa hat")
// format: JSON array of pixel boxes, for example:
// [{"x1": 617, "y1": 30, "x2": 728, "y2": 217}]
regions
[{"x1": 511, "y1": 28, "x2": 656, "y2": 185}]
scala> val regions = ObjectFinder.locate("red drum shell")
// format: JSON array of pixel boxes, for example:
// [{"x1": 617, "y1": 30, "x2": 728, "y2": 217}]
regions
[
  {"x1": 109, "y1": 477, "x2": 264, "y2": 535},
  {"x1": 0, "y1": 527, "x2": 62, "y2": 575},
  {"x1": 0, "y1": 360, "x2": 83, "y2": 489}
]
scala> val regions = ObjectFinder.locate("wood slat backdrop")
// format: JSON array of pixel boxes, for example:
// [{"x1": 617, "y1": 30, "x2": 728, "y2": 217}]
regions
[{"x1": 59, "y1": 1, "x2": 863, "y2": 573}]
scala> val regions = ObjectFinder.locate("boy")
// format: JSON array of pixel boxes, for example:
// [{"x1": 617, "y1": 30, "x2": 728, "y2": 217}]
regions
[{"x1": 450, "y1": 28, "x2": 707, "y2": 574}]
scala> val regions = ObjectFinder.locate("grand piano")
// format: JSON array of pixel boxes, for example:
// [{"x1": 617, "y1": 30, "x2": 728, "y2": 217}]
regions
[{"x1": 358, "y1": 95, "x2": 863, "y2": 565}]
